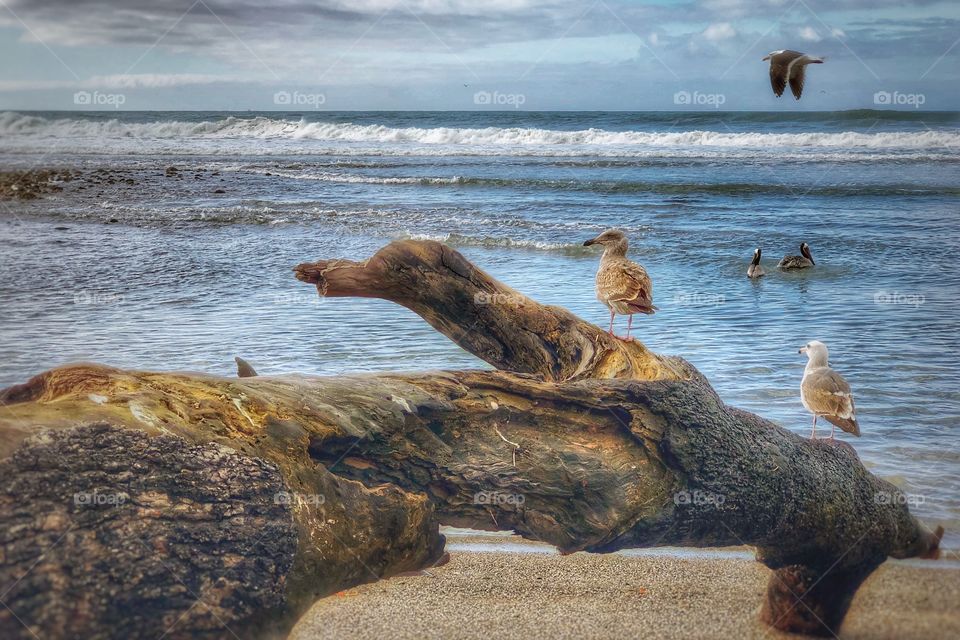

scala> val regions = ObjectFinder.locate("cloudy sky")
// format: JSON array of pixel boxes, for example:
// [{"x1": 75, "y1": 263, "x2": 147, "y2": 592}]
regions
[{"x1": 0, "y1": 0, "x2": 957, "y2": 110}]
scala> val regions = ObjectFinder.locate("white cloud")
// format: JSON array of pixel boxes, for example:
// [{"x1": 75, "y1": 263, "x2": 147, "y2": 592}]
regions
[
  {"x1": 799, "y1": 26, "x2": 822, "y2": 42},
  {"x1": 330, "y1": 0, "x2": 549, "y2": 15},
  {"x1": 87, "y1": 74, "x2": 235, "y2": 88},
  {"x1": 702, "y1": 22, "x2": 737, "y2": 42},
  {"x1": 0, "y1": 74, "x2": 241, "y2": 92}
]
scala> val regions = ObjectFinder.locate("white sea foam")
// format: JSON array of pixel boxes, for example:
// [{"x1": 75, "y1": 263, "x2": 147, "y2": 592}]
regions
[
  {"x1": 2, "y1": 112, "x2": 957, "y2": 158},
  {"x1": 396, "y1": 231, "x2": 592, "y2": 253},
  {"x1": 238, "y1": 166, "x2": 466, "y2": 185}
]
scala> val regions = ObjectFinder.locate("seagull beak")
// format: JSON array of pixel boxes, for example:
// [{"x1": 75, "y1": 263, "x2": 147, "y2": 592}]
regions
[
  {"x1": 762, "y1": 55, "x2": 770, "y2": 61},
  {"x1": 583, "y1": 239, "x2": 597, "y2": 247},
  {"x1": 798, "y1": 346, "x2": 807, "y2": 355}
]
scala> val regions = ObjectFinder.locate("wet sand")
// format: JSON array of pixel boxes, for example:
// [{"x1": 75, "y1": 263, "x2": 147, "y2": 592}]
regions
[{"x1": 290, "y1": 540, "x2": 960, "y2": 640}]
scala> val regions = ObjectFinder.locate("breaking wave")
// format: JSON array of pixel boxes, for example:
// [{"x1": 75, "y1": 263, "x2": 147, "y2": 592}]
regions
[{"x1": 2, "y1": 112, "x2": 958, "y2": 158}]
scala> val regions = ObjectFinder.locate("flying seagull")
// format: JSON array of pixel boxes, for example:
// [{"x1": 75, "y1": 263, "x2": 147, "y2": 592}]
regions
[
  {"x1": 748, "y1": 248, "x2": 766, "y2": 278},
  {"x1": 583, "y1": 229, "x2": 656, "y2": 340},
  {"x1": 763, "y1": 50, "x2": 824, "y2": 100},
  {"x1": 799, "y1": 340, "x2": 860, "y2": 439},
  {"x1": 778, "y1": 242, "x2": 815, "y2": 269}
]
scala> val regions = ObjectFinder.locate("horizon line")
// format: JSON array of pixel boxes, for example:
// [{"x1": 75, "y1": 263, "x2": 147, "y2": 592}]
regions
[{"x1": 4, "y1": 108, "x2": 958, "y2": 114}]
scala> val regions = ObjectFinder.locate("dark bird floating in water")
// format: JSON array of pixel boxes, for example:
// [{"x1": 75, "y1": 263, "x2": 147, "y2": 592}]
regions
[
  {"x1": 583, "y1": 229, "x2": 656, "y2": 341},
  {"x1": 763, "y1": 50, "x2": 824, "y2": 100},
  {"x1": 747, "y1": 248, "x2": 766, "y2": 278},
  {"x1": 778, "y1": 242, "x2": 815, "y2": 269}
]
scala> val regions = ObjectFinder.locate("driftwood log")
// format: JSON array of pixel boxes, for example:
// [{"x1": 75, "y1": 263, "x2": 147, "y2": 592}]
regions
[{"x1": 0, "y1": 240, "x2": 943, "y2": 639}]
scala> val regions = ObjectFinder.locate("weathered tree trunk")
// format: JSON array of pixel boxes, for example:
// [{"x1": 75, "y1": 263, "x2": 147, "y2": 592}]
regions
[
  {"x1": 0, "y1": 368, "x2": 445, "y2": 640},
  {"x1": 0, "y1": 240, "x2": 942, "y2": 639},
  {"x1": 292, "y1": 238, "x2": 686, "y2": 382}
]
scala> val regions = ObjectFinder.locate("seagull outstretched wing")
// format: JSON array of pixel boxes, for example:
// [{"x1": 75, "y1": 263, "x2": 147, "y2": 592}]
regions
[
  {"x1": 789, "y1": 64, "x2": 807, "y2": 100},
  {"x1": 768, "y1": 50, "x2": 804, "y2": 98}
]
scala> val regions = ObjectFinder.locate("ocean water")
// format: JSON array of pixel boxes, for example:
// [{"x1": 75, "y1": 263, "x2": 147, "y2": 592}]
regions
[{"x1": 0, "y1": 110, "x2": 958, "y2": 546}]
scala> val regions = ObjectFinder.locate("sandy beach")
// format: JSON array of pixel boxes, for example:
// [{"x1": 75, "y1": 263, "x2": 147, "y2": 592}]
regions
[{"x1": 290, "y1": 537, "x2": 960, "y2": 640}]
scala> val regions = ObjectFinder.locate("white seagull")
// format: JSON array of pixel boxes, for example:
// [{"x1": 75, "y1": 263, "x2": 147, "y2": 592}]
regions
[
  {"x1": 799, "y1": 340, "x2": 861, "y2": 440},
  {"x1": 763, "y1": 50, "x2": 824, "y2": 100}
]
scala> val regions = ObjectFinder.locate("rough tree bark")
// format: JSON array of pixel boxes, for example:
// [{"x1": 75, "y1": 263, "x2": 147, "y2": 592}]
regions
[
  {"x1": 0, "y1": 369, "x2": 445, "y2": 640},
  {"x1": 0, "y1": 240, "x2": 943, "y2": 639}
]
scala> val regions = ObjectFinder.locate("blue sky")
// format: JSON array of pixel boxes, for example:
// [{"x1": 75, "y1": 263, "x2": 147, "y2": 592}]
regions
[{"x1": 0, "y1": 0, "x2": 957, "y2": 110}]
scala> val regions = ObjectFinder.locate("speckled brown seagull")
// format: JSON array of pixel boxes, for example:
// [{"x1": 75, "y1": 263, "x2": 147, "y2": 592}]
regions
[
  {"x1": 763, "y1": 50, "x2": 824, "y2": 100},
  {"x1": 583, "y1": 229, "x2": 656, "y2": 340},
  {"x1": 799, "y1": 340, "x2": 861, "y2": 440}
]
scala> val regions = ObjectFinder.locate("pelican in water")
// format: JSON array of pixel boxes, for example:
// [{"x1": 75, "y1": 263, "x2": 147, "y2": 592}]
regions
[
  {"x1": 778, "y1": 242, "x2": 815, "y2": 269},
  {"x1": 747, "y1": 248, "x2": 765, "y2": 278},
  {"x1": 799, "y1": 340, "x2": 860, "y2": 439},
  {"x1": 763, "y1": 50, "x2": 824, "y2": 100},
  {"x1": 583, "y1": 229, "x2": 656, "y2": 340}
]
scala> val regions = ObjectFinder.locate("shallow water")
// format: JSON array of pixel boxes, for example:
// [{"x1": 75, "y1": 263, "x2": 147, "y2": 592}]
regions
[{"x1": 0, "y1": 109, "x2": 957, "y2": 546}]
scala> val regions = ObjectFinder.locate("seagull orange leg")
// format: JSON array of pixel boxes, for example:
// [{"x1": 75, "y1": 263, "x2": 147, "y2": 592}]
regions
[{"x1": 625, "y1": 314, "x2": 634, "y2": 342}]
